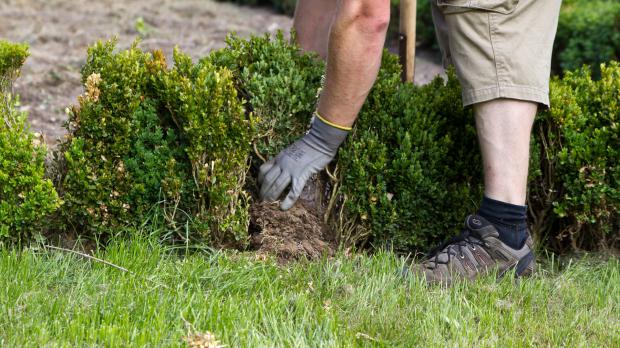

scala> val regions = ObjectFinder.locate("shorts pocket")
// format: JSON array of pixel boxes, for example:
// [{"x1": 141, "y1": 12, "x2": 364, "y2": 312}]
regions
[{"x1": 437, "y1": 0, "x2": 520, "y2": 15}]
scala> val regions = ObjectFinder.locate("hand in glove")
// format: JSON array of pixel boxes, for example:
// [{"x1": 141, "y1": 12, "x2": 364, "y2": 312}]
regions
[{"x1": 258, "y1": 112, "x2": 350, "y2": 210}]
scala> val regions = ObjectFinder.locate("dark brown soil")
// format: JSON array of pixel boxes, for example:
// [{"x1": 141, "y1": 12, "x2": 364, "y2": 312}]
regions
[
  {"x1": 249, "y1": 178, "x2": 337, "y2": 262},
  {"x1": 250, "y1": 202, "x2": 336, "y2": 262}
]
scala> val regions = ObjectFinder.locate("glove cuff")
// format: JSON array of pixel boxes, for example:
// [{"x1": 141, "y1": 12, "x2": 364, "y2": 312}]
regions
[
  {"x1": 305, "y1": 111, "x2": 350, "y2": 155},
  {"x1": 314, "y1": 111, "x2": 353, "y2": 131}
]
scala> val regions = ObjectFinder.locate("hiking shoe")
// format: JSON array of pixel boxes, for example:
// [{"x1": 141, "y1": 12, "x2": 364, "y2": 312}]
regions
[{"x1": 410, "y1": 215, "x2": 535, "y2": 286}]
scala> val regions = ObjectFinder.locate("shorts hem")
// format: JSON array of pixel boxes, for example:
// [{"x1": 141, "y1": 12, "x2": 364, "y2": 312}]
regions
[{"x1": 462, "y1": 85, "x2": 550, "y2": 107}]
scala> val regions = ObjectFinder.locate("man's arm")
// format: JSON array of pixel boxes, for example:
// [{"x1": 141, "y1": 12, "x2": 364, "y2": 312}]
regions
[
  {"x1": 316, "y1": 0, "x2": 391, "y2": 128},
  {"x1": 259, "y1": 0, "x2": 390, "y2": 210}
]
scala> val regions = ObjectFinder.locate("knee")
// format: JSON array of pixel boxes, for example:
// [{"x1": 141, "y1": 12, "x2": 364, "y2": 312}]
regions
[{"x1": 337, "y1": 0, "x2": 391, "y2": 35}]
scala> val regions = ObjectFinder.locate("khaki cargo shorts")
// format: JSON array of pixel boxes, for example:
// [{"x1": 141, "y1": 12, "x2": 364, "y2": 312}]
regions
[{"x1": 432, "y1": 0, "x2": 562, "y2": 107}]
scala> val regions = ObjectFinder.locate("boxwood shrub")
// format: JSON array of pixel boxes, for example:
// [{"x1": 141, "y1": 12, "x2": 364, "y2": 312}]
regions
[
  {"x1": 157, "y1": 49, "x2": 255, "y2": 245},
  {"x1": 334, "y1": 56, "x2": 482, "y2": 251},
  {"x1": 529, "y1": 62, "x2": 619, "y2": 251},
  {"x1": 0, "y1": 40, "x2": 61, "y2": 246},
  {"x1": 206, "y1": 32, "x2": 324, "y2": 160},
  {"x1": 54, "y1": 40, "x2": 254, "y2": 246}
]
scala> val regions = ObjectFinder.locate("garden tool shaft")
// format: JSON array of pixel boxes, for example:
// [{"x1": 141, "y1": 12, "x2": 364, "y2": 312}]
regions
[{"x1": 399, "y1": 0, "x2": 417, "y2": 83}]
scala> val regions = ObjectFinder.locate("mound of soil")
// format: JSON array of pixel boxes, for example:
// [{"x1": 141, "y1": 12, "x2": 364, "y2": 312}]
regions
[{"x1": 249, "y1": 179, "x2": 337, "y2": 262}]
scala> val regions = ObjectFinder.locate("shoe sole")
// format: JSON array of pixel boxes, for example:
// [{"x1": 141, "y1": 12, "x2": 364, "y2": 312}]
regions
[
  {"x1": 402, "y1": 251, "x2": 536, "y2": 286},
  {"x1": 498, "y1": 250, "x2": 535, "y2": 279},
  {"x1": 515, "y1": 250, "x2": 535, "y2": 276}
]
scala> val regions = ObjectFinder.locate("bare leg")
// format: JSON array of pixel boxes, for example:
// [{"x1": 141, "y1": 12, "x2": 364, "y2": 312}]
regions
[
  {"x1": 317, "y1": 0, "x2": 391, "y2": 127},
  {"x1": 474, "y1": 99, "x2": 538, "y2": 205},
  {"x1": 293, "y1": 0, "x2": 337, "y2": 59},
  {"x1": 413, "y1": 99, "x2": 539, "y2": 283}
]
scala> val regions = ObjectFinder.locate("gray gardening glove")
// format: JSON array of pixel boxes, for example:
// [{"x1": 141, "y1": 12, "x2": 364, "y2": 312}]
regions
[{"x1": 258, "y1": 113, "x2": 350, "y2": 210}]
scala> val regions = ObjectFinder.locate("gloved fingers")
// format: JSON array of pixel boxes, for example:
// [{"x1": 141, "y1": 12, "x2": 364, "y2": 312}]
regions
[
  {"x1": 258, "y1": 159, "x2": 276, "y2": 186},
  {"x1": 264, "y1": 171, "x2": 292, "y2": 202},
  {"x1": 280, "y1": 177, "x2": 307, "y2": 211},
  {"x1": 259, "y1": 165, "x2": 282, "y2": 200}
]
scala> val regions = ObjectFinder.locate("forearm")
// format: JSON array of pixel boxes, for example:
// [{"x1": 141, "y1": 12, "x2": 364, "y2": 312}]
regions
[
  {"x1": 259, "y1": 1, "x2": 390, "y2": 210},
  {"x1": 317, "y1": 0, "x2": 390, "y2": 128}
]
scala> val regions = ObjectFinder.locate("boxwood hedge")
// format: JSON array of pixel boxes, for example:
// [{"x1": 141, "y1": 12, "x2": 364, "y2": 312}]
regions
[
  {"x1": 2, "y1": 34, "x2": 616, "y2": 253},
  {"x1": 54, "y1": 40, "x2": 254, "y2": 246},
  {"x1": 0, "y1": 41, "x2": 61, "y2": 246},
  {"x1": 529, "y1": 62, "x2": 619, "y2": 251},
  {"x1": 205, "y1": 33, "x2": 324, "y2": 160}
]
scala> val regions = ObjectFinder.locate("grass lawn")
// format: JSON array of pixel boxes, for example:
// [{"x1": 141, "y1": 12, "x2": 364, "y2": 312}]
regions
[{"x1": 1, "y1": 236, "x2": 618, "y2": 347}]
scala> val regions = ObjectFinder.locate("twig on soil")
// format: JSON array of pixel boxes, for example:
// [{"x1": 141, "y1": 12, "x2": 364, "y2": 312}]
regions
[
  {"x1": 324, "y1": 164, "x2": 340, "y2": 224},
  {"x1": 324, "y1": 164, "x2": 338, "y2": 182},
  {"x1": 44, "y1": 244, "x2": 131, "y2": 273},
  {"x1": 324, "y1": 181, "x2": 339, "y2": 225}
]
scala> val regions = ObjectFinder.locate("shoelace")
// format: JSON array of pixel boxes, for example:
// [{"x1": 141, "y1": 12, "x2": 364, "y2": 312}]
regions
[{"x1": 426, "y1": 228, "x2": 487, "y2": 266}]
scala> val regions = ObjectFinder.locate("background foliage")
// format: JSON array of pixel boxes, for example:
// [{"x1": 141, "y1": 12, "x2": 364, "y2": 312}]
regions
[
  {"x1": 0, "y1": 41, "x2": 61, "y2": 246},
  {"x1": 553, "y1": 0, "x2": 620, "y2": 77}
]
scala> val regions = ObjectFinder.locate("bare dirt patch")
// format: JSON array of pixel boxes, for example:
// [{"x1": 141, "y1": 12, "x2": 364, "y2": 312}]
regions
[
  {"x1": 249, "y1": 178, "x2": 337, "y2": 262},
  {"x1": 250, "y1": 202, "x2": 336, "y2": 262},
  {"x1": 0, "y1": 0, "x2": 292, "y2": 147}
]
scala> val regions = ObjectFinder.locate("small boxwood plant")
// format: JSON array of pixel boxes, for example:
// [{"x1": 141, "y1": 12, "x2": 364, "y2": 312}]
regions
[
  {"x1": 206, "y1": 32, "x2": 324, "y2": 160},
  {"x1": 55, "y1": 39, "x2": 254, "y2": 246},
  {"x1": 0, "y1": 40, "x2": 61, "y2": 246},
  {"x1": 530, "y1": 61, "x2": 620, "y2": 251},
  {"x1": 335, "y1": 55, "x2": 483, "y2": 252}
]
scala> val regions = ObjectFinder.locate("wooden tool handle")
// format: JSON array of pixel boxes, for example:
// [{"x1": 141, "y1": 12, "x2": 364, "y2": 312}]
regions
[{"x1": 399, "y1": 0, "x2": 417, "y2": 83}]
